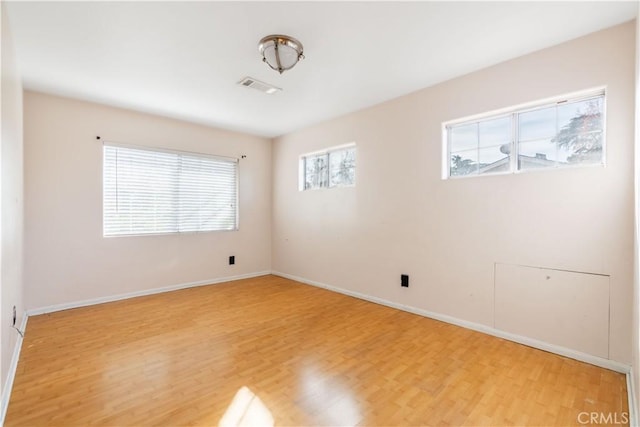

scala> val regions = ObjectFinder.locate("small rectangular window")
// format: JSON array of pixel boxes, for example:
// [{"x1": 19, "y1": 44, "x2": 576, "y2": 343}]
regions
[
  {"x1": 444, "y1": 88, "x2": 605, "y2": 178},
  {"x1": 300, "y1": 144, "x2": 356, "y2": 190},
  {"x1": 103, "y1": 144, "x2": 238, "y2": 236}
]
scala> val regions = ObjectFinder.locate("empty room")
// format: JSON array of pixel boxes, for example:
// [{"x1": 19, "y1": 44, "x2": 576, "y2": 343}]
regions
[{"x1": 1, "y1": 1, "x2": 639, "y2": 426}]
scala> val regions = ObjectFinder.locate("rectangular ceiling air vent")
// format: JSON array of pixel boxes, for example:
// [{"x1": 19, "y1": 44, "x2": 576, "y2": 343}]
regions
[{"x1": 237, "y1": 77, "x2": 282, "y2": 94}]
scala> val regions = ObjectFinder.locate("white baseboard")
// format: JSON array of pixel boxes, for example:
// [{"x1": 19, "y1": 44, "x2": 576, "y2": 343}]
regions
[
  {"x1": 271, "y1": 271, "x2": 631, "y2": 374},
  {"x1": 27, "y1": 271, "x2": 271, "y2": 316},
  {"x1": 1, "y1": 313, "x2": 29, "y2": 425},
  {"x1": 629, "y1": 369, "x2": 638, "y2": 427}
]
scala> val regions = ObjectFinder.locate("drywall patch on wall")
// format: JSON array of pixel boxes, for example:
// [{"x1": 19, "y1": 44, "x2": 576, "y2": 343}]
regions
[{"x1": 494, "y1": 263, "x2": 610, "y2": 359}]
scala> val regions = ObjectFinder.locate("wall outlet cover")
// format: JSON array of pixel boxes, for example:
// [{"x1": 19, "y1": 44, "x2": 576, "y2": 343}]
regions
[{"x1": 401, "y1": 274, "x2": 409, "y2": 287}]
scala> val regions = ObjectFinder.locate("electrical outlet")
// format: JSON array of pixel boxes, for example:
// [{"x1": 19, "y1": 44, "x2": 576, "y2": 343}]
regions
[
  {"x1": 401, "y1": 274, "x2": 409, "y2": 287},
  {"x1": 229, "y1": 256, "x2": 235, "y2": 265}
]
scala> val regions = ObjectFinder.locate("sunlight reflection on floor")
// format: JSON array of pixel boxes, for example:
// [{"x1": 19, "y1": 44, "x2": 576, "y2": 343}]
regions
[
  {"x1": 218, "y1": 386, "x2": 274, "y2": 427},
  {"x1": 299, "y1": 366, "x2": 362, "y2": 426}
]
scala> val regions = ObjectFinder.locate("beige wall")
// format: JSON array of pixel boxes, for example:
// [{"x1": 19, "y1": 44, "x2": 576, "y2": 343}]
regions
[
  {"x1": 272, "y1": 22, "x2": 635, "y2": 364},
  {"x1": 1, "y1": 4, "x2": 25, "y2": 392},
  {"x1": 23, "y1": 92, "x2": 272, "y2": 310},
  {"x1": 633, "y1": 14, "x2": 640, "y2": 416}
]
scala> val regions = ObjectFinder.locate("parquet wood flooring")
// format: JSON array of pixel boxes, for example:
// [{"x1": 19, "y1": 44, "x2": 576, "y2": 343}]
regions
[{"x1": 5, "y1": 275, "x2": 628, "y2": 426}]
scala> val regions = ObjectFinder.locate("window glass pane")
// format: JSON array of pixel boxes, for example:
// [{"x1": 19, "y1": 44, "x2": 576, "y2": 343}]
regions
[
  {"x1": 561, "y1": 132, "x2": 604, "y2": 166},
  {"x1": 478, "y1": 145, "x2": 510, "y2": 175},
  {"x1": 479, "y1": 116, "x2": 511, "y2": 148},
  {"x1": 557, "y1": 98, "x2": 603, "y2": 133},
  {"x1": 518, "y1": 139, "x2": 558, "y2": 170},
  {"x1": 555, "y1": 97, "x2": 603, "y2": 166},
  {"x1": 450, "y1": 123, "x2": 477, "y2": 152},
  {"x1": 450, "y1": 150, "x2": 478, "y2": 177},
  {"x1": 304, "y1": 154, "x2": 328, "y2": 190},
  {"x1": 518, "y1": 106, "x2": 556, "y2": 141},
  {"x1": 329, "y1": 148, "x2": 356, "y2": 187}
]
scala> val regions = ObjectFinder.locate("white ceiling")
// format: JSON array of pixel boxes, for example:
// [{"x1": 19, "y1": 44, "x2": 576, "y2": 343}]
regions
[{"x1": 5, "y1": 1, "x2": 638, "y2": 138}]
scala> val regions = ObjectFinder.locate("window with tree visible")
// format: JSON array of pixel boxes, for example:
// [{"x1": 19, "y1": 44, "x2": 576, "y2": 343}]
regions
[
  {"x1": 103, "y1": 144, "x2": 238, "y2": 236},
  {"x1": 300, "y1": 144, "x2": 356, "y2": 190},
  {"x1": 444, "y1": 89, "x2": 605, "y2": 178}
]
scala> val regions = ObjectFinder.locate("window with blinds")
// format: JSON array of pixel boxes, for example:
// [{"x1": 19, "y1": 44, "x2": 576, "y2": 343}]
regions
[{"x1": 103, "y1": 144, "x2": 238, "y2": 236}]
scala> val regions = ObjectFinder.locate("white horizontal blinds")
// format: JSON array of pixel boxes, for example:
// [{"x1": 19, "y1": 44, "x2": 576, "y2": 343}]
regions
[
  {"x1": 103, "y1": 146, "x2": 179, "y2": 235},
  {"x1": 103, "y1": 144, "x2": 237, "y2": 236},
  {"x1": 178, "y1": 153, "x2": 237, "y2": 232}
]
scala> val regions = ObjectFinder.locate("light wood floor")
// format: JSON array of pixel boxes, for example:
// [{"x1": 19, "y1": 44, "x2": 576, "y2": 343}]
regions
[{"x1": 6, "y1": 275, "x2": 628, "y2": 426}]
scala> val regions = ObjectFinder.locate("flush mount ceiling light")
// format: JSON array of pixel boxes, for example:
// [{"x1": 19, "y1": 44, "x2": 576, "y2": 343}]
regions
[{"x1": 258, "y1": 35, "x2": 304, "y2": 74}]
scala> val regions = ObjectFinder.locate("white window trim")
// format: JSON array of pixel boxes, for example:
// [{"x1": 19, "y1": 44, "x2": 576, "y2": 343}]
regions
[
  {"x1": 441, "y1": 86, "x2": 607, "y2": 180},
  {"x1": 299, "y1": 142, "x2": 357, "y2": 191},
  {"x1": 102, "y1": 141, "x2": 240, "y2": 237}
]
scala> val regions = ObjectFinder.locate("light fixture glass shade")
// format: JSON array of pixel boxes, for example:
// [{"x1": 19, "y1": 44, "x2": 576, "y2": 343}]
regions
[{"x1": 258, "y1": 35, "x2": 304, "y2": 74}]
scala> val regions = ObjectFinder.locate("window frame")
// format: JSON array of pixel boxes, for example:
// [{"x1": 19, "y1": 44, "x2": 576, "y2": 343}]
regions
[
  {"x1": 442, "y1": 87, "x2": 607, "y2": 180},
  {"x1": 102, "y1": 142, "x2": 239, "y2": 238},
  {"x1": 299, "y1": 143, "x2": 357, "y2": 191}
]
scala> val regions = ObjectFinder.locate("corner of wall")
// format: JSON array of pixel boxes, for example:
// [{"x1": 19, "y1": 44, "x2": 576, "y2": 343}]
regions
[
  {"x1": 632, "y1": 13, "x2": 639, "y2": 424},
  {"x1": 0, "y1": 1, "x2": 26, "y2": 419}
]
